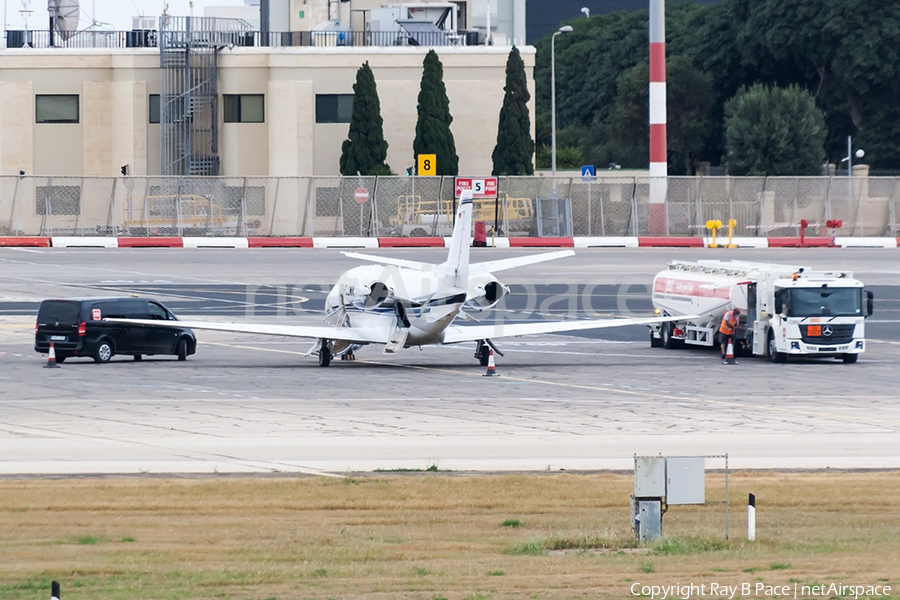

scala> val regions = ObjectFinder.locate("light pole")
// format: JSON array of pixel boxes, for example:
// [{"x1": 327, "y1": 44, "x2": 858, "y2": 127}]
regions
[
  {"x1": 551, "y1": 25, "x2": 573, "y2": 183},
  {"x1": 840, "y1": 136, "x2": 865, "y2": 232},
  {"x1": 844, "y1": 135, "x2": 864, "y2": 175}
]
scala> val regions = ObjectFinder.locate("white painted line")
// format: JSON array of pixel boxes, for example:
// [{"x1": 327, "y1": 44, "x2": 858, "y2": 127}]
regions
[
  {"x1": 181, "y1": 237, "x2": 250, "y2": 249},
  {"x1": 574, "y1": 236, "x2": 639, "y2": 248},
  {"x1": 51, "y1": 236, "x2": 118, "y2": 248}
]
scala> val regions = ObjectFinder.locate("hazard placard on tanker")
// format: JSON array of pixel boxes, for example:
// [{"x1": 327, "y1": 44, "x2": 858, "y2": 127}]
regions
[{"x1": 649, "y1": 260, "x2": 873, "y2": 364}]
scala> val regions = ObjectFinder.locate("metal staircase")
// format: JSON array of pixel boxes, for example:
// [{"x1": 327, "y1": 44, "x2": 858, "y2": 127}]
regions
[{"x1": 159, "y1": 16, "x2": 250, "y2": 176}]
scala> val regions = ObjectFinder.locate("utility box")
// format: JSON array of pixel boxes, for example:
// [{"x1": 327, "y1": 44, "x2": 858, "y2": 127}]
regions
[
  {"x1": 633, "y1": 455, "x2": 715, "y2": 542},
  {"x1": 666, "y1": 457, "x2": 706, "y2": 505},
  {"x1": 634, "y1": 456, "x2": 666, "y2": 497},
  {"x1": 637, "y1": 500, "x2": 662, "y2": 542}
]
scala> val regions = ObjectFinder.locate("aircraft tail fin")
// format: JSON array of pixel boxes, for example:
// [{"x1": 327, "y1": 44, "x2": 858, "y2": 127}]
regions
[{"x1": 439, "y1": 190, "x2": 473, "y2": 288}]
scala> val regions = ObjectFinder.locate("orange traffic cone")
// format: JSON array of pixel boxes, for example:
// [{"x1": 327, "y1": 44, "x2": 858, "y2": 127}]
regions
[
  {"x1": 483, "y1": 348, "x2": 499, "y2": 377},
  {"x1": 45, "y1": 342, "x2": 60, "y2": 369},
  {"x1": 723, "y1": 338, "x2": 736, "y2": 365}
]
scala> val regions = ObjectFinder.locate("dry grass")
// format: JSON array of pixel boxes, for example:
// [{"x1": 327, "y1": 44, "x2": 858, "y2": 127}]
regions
[{"x1": 1, "y1": 472, "x2": 899, "y2": 599}]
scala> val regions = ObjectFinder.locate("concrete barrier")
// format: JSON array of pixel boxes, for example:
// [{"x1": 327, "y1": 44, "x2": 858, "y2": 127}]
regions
[
  {"x1": 51, "y1": 237, "x2": 118, "y2": 248},
  {"x1": 182, "y1": 237, "x2": 249, "y2": 249}
]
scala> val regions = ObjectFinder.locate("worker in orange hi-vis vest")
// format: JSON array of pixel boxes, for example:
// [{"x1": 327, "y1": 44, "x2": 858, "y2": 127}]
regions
[{"x1": 718, "y1": 307, "x2": 742, "y2": 360}]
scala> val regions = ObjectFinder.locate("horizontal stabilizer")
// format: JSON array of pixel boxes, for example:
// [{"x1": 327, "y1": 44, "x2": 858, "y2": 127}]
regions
[
  {"x1": 341, "y1": 251, "x2": 433, "y2": 271},
  {"x1": 470, "y1": 250, "x2": 575, "y2": 275}
]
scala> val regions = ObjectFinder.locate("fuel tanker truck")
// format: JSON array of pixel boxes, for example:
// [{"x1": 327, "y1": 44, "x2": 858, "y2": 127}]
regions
[{"x1": 649, "y1": 260, "x2": 874, "y2": 363}]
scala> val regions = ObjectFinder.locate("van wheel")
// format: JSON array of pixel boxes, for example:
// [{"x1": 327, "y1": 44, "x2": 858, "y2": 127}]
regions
[
  {"x1": 55, "y1": 355, "x2": 66, "y2": 364},
  {"x1": 133, "y1": 354, "x2": 142, "y2": 361},
  {"x1": 176, "y1": 338, "x2": 188, "y2": 361},
  {"x1": 768, "y1": 331, "x2": 786, "y2": 363},
  {"x1": 842, "y1": 354, "x2": 858, "y2": 364},
  {"x1": 94, "y1": 340, "x2": 114, "y2": 364}
]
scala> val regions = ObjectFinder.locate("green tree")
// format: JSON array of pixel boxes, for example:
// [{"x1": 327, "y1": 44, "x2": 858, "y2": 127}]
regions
[
  {"x1": 724, "y1": 83, "x2": 826, "y2": 176},
  {"x1": 413, "y1": 50, "x2": 458, "y2": 176},
  {"x1": 339, "y1": 62, "x2": 391, "y2": 176},
  {"x1": 535, "y1": 144, "x2": 583, "y2": 170},
  {"x1": 492, "y1": 46, "x2": 534, "y2": 176},
  {"x1": 598, "y1": 55, "x2": 714, "y2": 174}
]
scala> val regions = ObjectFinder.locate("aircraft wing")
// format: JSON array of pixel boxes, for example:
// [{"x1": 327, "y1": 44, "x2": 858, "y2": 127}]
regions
[
  {"x1": 470, "y1": 250, "x2": 575, "y2": 275},
  {"x1": 341, "y1": 252, "x2": 433, "y2": 271},
  {"x1": 441, "y1": 314, "x2": 695, "y2": 344},
  {"x1": 105, "y1": 319, "x2": 388, "y2": 344}
]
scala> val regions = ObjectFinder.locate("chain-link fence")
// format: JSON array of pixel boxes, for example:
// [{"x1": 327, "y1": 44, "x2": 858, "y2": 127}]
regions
[{"x1": 1, "y1": 175, "x2": 898, "y2": 237}]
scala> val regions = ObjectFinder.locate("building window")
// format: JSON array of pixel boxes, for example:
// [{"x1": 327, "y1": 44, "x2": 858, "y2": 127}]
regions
[
  {"x1": 315, "y1": 94, "x2": 353, "y2": 123},
  {"x1": 149, "y1": 95, "x2": 160, "y2": 123},
  {"x1": 36, "y1": 95, "x2": 79, "y2": 123},
  {"x1": 223, "y1": 94, "x2": 264, "y2": 123}
]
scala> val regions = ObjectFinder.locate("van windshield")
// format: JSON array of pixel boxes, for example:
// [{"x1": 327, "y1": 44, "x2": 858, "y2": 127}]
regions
[
  {"x1": 787, "y1": 287, "x2": 861, "y2": 317},
  {"x1": 38, "y1": 301, "x2": 81, "y2": 324}
]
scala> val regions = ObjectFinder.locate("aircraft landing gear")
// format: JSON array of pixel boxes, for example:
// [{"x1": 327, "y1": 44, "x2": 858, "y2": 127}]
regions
[
  {"x1": 475, "y1": 339, "x2": 502, "y2": 366},
  {"x1": 318, "y1": 339, "x2": 332, "y2": 367}
]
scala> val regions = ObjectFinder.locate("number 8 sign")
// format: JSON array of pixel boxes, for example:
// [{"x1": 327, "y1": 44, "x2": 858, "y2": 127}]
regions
[{"x1": 418, "y1": 154, "x2": 437, "y2": 176}]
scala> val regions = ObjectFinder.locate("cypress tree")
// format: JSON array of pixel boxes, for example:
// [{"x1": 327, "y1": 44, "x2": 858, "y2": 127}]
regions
[
  {"x1": 492, "y1": 46, "x2": 534, "y2": 176},
  {"x1": 340, "y1": 62, "x2": 391, "y2": 176},
  {"x1": 413, "y1": 50, "x2": 459, "y2": 176}
]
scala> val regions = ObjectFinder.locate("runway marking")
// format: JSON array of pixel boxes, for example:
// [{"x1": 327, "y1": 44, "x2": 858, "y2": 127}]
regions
[
  {"x1": 203, "y1": 341, "x2": 308, "y2": 355},
  {"x1": 365, "y1": 361, "x2": 900, "y2": 430},
  {"x1": 198, "y1": 340, "x2": 900, "y2": 429}
]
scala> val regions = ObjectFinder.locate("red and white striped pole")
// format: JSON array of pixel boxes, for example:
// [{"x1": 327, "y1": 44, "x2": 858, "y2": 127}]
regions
[{"x1": 649, "y1": 0, "x2": 667, "y2": 235}]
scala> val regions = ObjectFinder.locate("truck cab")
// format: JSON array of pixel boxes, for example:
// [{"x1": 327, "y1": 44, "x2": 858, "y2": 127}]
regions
[{"x1": 753, "y1": 271, "x2": 873, "y2": 363}]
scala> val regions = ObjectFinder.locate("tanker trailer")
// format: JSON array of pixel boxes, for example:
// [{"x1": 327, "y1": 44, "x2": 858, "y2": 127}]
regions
[{"x1": 649, "y1": 260, "x2": 873, "y2": 363}]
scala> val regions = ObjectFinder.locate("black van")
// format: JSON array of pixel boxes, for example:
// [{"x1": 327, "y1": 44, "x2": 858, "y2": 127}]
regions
[{"x1": 35, "y1": 298, "x2": 196, "y2": 363}]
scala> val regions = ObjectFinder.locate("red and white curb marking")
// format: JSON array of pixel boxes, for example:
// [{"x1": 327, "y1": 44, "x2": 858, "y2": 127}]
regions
[{"x1": 0, "y1": 237, "x2": 897, "y2": 249}]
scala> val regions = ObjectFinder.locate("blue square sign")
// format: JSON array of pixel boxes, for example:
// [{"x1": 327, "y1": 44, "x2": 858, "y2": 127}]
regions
[{"x1": 581, "y1": 165, "x2": 595, "y2": 179}]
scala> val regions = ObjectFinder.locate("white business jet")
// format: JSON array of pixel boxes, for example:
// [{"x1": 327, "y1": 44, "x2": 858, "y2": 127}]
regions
[{"x1": 112, "y1": 192, "x2": 684, "y2": 367}]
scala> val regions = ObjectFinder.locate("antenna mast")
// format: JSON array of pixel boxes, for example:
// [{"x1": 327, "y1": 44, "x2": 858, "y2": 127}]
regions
[{"x1": 20, "y1": 0, "x2": 33, "y2": 46}]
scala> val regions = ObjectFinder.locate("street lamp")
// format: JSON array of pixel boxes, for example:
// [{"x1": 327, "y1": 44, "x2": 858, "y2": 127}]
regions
[
  {"x1": 551, "y1": 25, "x2": 573, "y2": 182},
  {"x1": 840, "y1": 136, "x2": 865, "y2": 217},
  {"x1": 842, "y1": 135, "x2": 864, "y2": 175}
]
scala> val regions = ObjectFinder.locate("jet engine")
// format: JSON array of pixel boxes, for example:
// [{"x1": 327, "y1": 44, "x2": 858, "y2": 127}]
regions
[
  {"x1": 354, "y1": 281, "x2": 395, "y2": 309},
  {"x1": 466, "y1": 277, "x2": 509, "y2": 310}
]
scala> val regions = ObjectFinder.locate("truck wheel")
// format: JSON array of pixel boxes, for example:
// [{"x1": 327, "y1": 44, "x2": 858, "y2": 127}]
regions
[
  {"x1": 662, "y1": 322, "x2": 680, "y2": 350},
  {"x1": 650, "y1": 329, "x2": 664, "y2": 348},
  {"x1": 842, "y1": 354, "x2": 858, "y2": 364},
  {"x1": 767, "y1": 331, "x2": 786, "y2": 363},
  {"x1": 94, "y1": 339, "x2": 114, "y2": 364}
]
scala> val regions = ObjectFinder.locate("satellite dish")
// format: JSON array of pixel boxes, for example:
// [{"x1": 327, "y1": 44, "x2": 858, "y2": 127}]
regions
[{"x1": 48, "y1": 0, "x2": 80, "y2": 41}]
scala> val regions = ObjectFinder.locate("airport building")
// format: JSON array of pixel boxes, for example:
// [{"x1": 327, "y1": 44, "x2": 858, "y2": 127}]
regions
[{"x1": 0, "y1": 0, "x2": 534, "y2": 178}]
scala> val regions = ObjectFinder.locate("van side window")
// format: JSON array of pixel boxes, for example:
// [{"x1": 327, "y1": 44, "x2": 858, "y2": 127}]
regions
[
  {"x1": 149, "y1": 302, "x2": 169, "y2": 320},
  {"x1": 93, "y1": 301, "x2": 125, "y2": 319}
]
